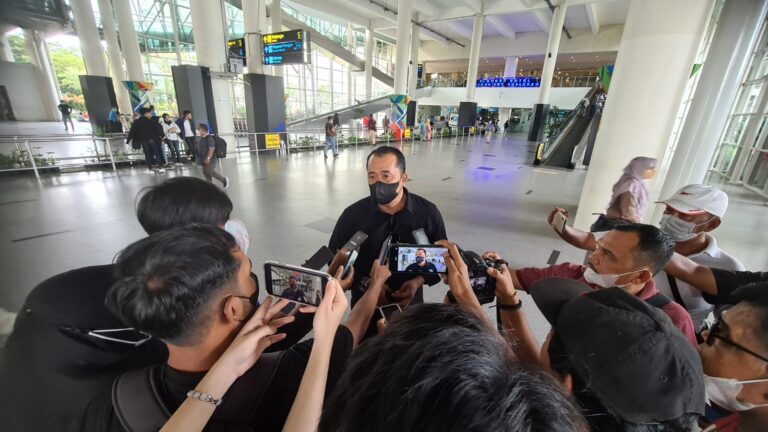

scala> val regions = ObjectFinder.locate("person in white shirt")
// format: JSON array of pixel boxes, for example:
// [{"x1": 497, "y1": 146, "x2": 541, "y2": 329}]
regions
[
  {"x1": 176, "y1": 111, "x2": 196, "y2": 162},
  {"x1": 547, "y1": 184, "x2": 745, "y2": 331},
  {"x1": 161, "y1": 114, "x2": 183, "y2": 167}
]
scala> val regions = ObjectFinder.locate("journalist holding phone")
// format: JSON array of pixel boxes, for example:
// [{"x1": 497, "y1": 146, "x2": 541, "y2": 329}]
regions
[{"x1": 329, "y1": 146, "x2": 447, "y2": 310}]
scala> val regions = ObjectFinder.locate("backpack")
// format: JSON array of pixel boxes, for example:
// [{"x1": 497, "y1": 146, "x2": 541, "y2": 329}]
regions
[
  {"x1": 112, "y1": 351, "x2": 283, "y2": 432},
  {"x1": 213, "y1": 135, "x2": 228, "y2": 159}
]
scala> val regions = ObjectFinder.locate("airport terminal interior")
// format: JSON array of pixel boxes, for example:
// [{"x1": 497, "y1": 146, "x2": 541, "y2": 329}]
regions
[{"x1": 2, "y1": 0, "x2": 768, "y2": 431}]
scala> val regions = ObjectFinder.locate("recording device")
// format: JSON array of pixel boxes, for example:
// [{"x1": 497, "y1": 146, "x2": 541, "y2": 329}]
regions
[
  {"x1": 343, "y1": 231, "x2": 368, "y2": 251},
  {"x1": 378, "y1": 234, "x2": 393, "y2": 264},
  {"x1": 389, "y1": 244, "x2": 448, "y2": 274},
  {"x1": 446, "y1": 249, "x2": 507, "y2": 305},
  {"x1": 551, "y1": 210, "x2": 567, "y2": 234},
  {"x1": 302, "y1": 246, "x2": 334, "y2": 270},
  {"x1": 264, "y1": 262, "x2": 330, "y2": 306},
  {"x1": 341, "y1": 249, "x2": 358, "y2": 279},
  {"x1": 378, "y1": 304, "x2": 402, "y2": 323}
]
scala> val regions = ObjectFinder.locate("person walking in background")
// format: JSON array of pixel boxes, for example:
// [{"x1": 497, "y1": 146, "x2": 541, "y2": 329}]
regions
[
  {"x1": 324, "y1": 115, "x2": 338, "y2": 159},
  {"x1": 381, "y1": 115, "x2": 390, "y2": 134},
  {"x1": 176, "y1": 110, "x2": 196, "y2": 162},
  {"x1": 195, "y1": 123, "x2": 229, "y2": 188},
  {"x1": 127, "y1": 107, "x2": 166, "y2": 174},
  {"x1": 426, "y1": 117, "x2": 432, "y2": 141},
  {"x1": 484, "y1": 120, "x2": 495, "y2": 143},
  {"x1": 161, "y1": 113, "x2": 183, "y2": 167},
  {"x1": 592, "y1": 156, "x2": 657, "y2": 232},
  {"x1": 368, "y1": 114, "x2": 377, "y2": 146},
  {"x1": 58, "y1": 100, "x2": 75, "y2": 132},
  {"x1": 108, "y1": 107, "x2": 121, "y2": 133}
]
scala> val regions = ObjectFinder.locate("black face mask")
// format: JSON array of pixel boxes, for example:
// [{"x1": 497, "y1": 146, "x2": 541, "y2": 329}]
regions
[
  {"x1": 164, "y1": 120, "x2": 171, "y2": 124},
  {"x1": 234, "y1": 292, "x2": 259, "y2": 322},
  {"x1": 369, "y1": 180, "x2": 401, "y2": 205}
]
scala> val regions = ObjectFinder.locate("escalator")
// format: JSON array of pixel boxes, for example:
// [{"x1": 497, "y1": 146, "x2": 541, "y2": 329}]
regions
[
  {"x1": 534, "y1": 85, "x2": 604, "y2": 169},
  {"x1": 287, "y1": 94, "x2": 392, "y2": 129}
]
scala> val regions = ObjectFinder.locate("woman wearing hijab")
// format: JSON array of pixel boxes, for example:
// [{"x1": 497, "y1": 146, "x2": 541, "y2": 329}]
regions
[{"x1": 591, "y1": 156, "x2": 657, "y2": 232}]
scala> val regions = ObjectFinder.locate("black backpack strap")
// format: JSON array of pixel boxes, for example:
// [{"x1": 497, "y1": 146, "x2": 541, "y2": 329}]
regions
[
  {"x1": 112, "y1": 365, "x2": 171, "y2": 432},
  {"x1": 666, "y1": 274, "x2": 687, "y2": 309},
  {"x1": 645, "y1": 292, "x2": 671, "y2": 309}
]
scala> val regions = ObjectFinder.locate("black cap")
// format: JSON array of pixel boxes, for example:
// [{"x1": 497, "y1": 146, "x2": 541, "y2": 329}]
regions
[{"x1": 530, "y1": 278, "x2": 705, "y2": 423}]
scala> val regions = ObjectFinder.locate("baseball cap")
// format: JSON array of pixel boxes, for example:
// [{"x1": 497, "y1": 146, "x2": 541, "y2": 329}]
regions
[
  {"x1": 530, "y1": 278, "x2": 705, "y2": 423},
  {"x1": 656, "y1": 184, "x2": 728, "y2": 217}
]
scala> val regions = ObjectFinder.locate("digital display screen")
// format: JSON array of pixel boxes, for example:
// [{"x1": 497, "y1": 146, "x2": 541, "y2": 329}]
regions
[
  {"x1": 262, "y1": 30, "x2": 311, "y2": 65},
  {"x1": 269, "y1": 266, "x2": 324, "y2": 306},
  {"x1": 396, "y1": 246, "x2": 448, "y2": 273},
  {"x1": 475, "y1": 77, "x2": 541, "y2": 88}
]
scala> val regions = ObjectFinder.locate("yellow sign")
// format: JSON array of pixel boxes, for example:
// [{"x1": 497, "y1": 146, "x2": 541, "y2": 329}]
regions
[
  {"x1": 263, "y1": 34, "x2": 284, "y2": 44},
  {"x1": 265, "y1": 134, "x2": 281, "y2": 149},
  {"x1": 404, "y1": 129, "x2": 411, "y2": 138}
]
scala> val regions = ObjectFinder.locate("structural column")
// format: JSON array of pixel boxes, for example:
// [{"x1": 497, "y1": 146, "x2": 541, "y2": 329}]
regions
[
  {"x1": 465, "y1": 14, "x2": 484, "y2": 101},
  {"x1": 572, "y1": 0, "x2": 713, "y2": 230},
  {"x1": 656, "y1": 0, "x2": 768, "y2": 209},
  {"x1": 23, "y1": 30, "x2": 60, "y2": 120},
  {"x1": 393, "y1": 0, "x2": 412, "y2": 94},
  {"x1": 270, "y1": 0, "x2": 283, "y2": 78},
  {"x1": 69, "y1": 0, "x2": 109, "y2": 76},
  {"x1": 243, "y1": 0, "x2": 266, "y2": 74},
  {"x1": 0, "y1": 34, "x2": 13, "y2": 62},
  {"x1": 503, "y1": 56, "x2": 518, "y2": 77},
  {"x1": 189, "y1": 0, "x2": 235, "y2": 139},
  {"x1": 364, "y1": 26, "x2": 374, "y2": 98},
  {"x1": 528, "y1": 0, "x2": 567, "y2": 141},
  {"x1": 347, "y1": 23, "x2": 354, "y2": 106},
  {"x1": 97, "y1": 0, "x2": 132, "y2": 116},
  {"x1": 408, "y1": 22, "x2": 420, "y2": 96},
  {"x1": 113, "y1": 0, "x2": 144, "y2": 81}
]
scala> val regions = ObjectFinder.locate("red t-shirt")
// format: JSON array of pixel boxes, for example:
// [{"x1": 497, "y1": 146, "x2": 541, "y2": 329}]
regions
[
  {"x1": 702, "y1": 413, "x2": 739, "y2": 432},
  {"x1": 515, "y1": 263, "x2": 697, "y2": 346}
]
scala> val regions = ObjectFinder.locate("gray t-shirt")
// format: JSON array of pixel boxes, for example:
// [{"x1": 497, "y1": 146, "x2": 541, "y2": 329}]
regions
[{"x1": 195, "y1": 135, "x2": 216, "y2": 165}]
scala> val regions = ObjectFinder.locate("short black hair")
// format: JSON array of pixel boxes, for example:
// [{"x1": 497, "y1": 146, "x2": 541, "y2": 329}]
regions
[
  {"x1": 319, "y1": 304, "x2": 585, "y2": 432},
  {"x1": 197, "y1": 123, "x2": 209, "y2": 133},
  {"x1": 183, "y1": 110, "x2": 191, "y2": 116},
  {"x1": 162, "y1": 113, "x2": 169, "y2": 118},
  {"x1": 366, "y1": 146, "x2": 406, "y2": 173},
  {"x1": 327, "y1": 116, "x2": 333, "y2": 120},
  {"x1": 731, "y1": 282, "x2": 768, "y2": 351},
  {"x1": 139, "y1": 107, "x2": 151, "y2": 115},
  {"x1": 612, "y1": 223, "x2": 675, "y2": 274},
  {"x1": 106, "y1": 225, "x2": 240, "y2": 346},
  {"x1": 136, "y1": 177, "x2": 233, "y2": 234}
]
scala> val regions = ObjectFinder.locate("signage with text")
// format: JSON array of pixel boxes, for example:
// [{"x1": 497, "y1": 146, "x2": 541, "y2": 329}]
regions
[
  {"x1": 262, "y1": 30, "x2": 311, "y2": 65},
  {"x1": 475, "y1": 77, "x2": 541, "y2": 88}
]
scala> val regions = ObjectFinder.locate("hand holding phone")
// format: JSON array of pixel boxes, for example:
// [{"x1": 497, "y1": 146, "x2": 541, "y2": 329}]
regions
[
  {"x1": 265, "y1": 262, "x2": 330, "y2": 306},
  {"x1": 378, "y1": 304, "x2": 402, "y2": 323},
  {"x1": 550, "y1": 210, "x2": 567, "y2": 234},
  {"x1": 341, "y1": 249, "x2": 358, "y2": 279}
]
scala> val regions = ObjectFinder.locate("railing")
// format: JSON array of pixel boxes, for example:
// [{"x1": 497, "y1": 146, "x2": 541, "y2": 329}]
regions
[
  {"x1": 285, "y1": 90, "x2": 392, "y2": 124},
  {"x1": 281, "y1": 3, "x2": 356, "y2": 52},
  {"x1": 423, "y1": 75, "x2": 599, "y2": 89}
]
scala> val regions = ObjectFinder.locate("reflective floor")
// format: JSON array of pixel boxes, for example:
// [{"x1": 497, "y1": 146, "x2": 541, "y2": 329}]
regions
[{"x1": 1, "y1": 132, "x2": 766, "y2": 344}]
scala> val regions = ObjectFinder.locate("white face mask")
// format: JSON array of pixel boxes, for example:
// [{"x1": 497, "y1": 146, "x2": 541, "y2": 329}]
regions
[
  {"x1": 704, "y1": 374, "x2": 768, "y2": 412},
  {"x1": 659, "y1": 214, "x2": 712, "y2": 242},
  {"x1": 224, "y1": 218, "x2": 250, "y2": 254},
  {"x1": 582, "y1": 267, "x2": 640, "y2": 289}
]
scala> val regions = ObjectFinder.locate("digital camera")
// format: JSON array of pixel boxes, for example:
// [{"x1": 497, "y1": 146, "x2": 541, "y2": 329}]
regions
[{"x1": 447, "y1": 249, "x2": 507, "y2": 305}]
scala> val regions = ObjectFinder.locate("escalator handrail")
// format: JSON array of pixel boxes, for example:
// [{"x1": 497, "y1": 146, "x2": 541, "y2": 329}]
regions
[{"x1": 540, "y1": 84, "x2": 600, "y2": 161}]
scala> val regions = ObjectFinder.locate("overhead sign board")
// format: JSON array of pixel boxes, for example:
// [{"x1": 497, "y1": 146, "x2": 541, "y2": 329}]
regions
[
  {"x1": 476, "y1": 77, "x2": 541, "y2": 88},
  {"x1": 228, "y1": 37, "x2": 246, "y2": 73},
  {"x1": 262, "y1": 29, "x2": 311, "y2": 65}
]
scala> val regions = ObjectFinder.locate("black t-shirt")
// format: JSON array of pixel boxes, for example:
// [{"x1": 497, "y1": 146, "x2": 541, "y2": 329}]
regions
[
  {"x1": 329, "y1": 188, "x2": 447, "y2": 305},
  {"x1": 0, "y1": 265, "x2": 168, "y2": 432},
  {"x1": 702, "y1": 268, "x2": 768, "y2": 305},
  {"x1": 58, "y1": 103, "x2": 72, "y2": 115},
  {"x1": 71, "y1": 326, "x2": 354, "y2": 432},
  {"x1": 405, "y1": 261, "x2": 438, "y2": 273}
]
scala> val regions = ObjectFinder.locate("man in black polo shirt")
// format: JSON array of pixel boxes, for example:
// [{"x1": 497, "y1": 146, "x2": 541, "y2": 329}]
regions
[
  {"x1": 329, "y1": 146, "x2": 447, "y2": 308},
  {"x1": 405, "y1": 248, "x2": 438, "y2": 273}
]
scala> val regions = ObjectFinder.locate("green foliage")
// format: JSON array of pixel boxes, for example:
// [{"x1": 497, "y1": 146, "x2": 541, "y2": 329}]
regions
[
  {"x1": 48, "y1": 42, "x2": 86, "y2": 95},
  {"x1": 0, "y1": 149, "x2": 56, "y2": 169},
  {"x1": 8, "y1": 35, "x2": 30, "y2": 63}
]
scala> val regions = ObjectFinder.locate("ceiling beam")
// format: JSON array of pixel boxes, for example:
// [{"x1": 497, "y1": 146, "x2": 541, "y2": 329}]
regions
[
  {"x1": 530, "y1": 9, "x2": 552, "y2": 32},
  {"x1": 285, "y1": 0, "x2": 372, "y2": 28},
  {"x1": 461, "y1": 0, "x2": 482, "y2": 14},
  {"x1": 585, "y1": 2, "x2": 600, "y2": 35},
  {"x1": 446, "y1": 19, "x2": 474, "y2": 40},
  {"x1": 485, "y1": 15, "x2": 516, "y2": 40}
]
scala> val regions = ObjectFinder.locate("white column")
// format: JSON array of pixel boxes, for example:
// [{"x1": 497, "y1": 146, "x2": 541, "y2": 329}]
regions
[
  {"x1": 364, "y1": 26, "x2": 374, "y2": 98},
  {"x1": 113, "y1": 0, "x2": 144, "y2": 81},
  {"x1": 393, "y1": 0, "x2": 412, "y2": 94},
  {"x1": 189, "y1": 0, "x2": 235, "y2": 139},
  {"x1": 503, "y1": 56, "x2": 518, "y2": 77},
  {"x1": 97, "y1": 0, "x2": 132, "y2": 116},
  {"x1": 347, "y1": 23, "x2": 354, "y2": 105},
  {"x1": 270, "y1": 0, "x2": 283, "y2": 78},
  {"x1": 408, "y1": 22, "x2": 420, "y2": 96},
  {"x1": 23, "y1": 30, "x2": 60, "y2": 120},
  {"x1": 0, "y1": 34, "x2": 13, "y2": 62},
  {"x1": 657, "y1": 0, "x2": 768, "y2": 203},
  {"x1": 572, "y1": 0, "x2": 713, "y2": 230},
  {"x1": 465, "y1": 14, "x2": 484, "y2": 101},
  {"x1": 69, "y1": 0, "x2": 109, "y2": 76},
  {"x1": 243, "y1": 0, "x2": 265, "y2": 74},
  {"x1": 538, "y1": 0, "x2": 567, "y2": 105}
]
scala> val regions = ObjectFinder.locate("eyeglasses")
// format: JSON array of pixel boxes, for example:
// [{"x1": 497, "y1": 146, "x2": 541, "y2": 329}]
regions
[{"x1": 705, "y1": 317, "x2": 768, "y2": 363}]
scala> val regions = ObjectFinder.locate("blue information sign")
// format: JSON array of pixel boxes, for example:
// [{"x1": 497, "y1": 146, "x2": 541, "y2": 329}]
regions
[
  {"x1": 262, "y1": 30, "x2": 311, "y2": 65},
  {"x1": 475, "y1": 77, "x2": 541, "y2": 88}
]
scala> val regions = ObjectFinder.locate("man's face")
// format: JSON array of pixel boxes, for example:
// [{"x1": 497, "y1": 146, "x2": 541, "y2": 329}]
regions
[
  {"x1": 588, "y1": 230, "x2": 649, "y2": 287},
  {"x1": 415, "y1": 249, "x2": 426, "y2": 264},
  {"x1": 143, "y1": 112, "x2": 152, "y2": 118},
  {"x1": 231, "y1": 249, "x2": 257, "y2": 319},
  {"x1": 185, "y1": 113, "x2": 192, "y2": 120},
  {"x1": 367, "y1": 154, "x2": 406, "y2": 189},
  {"x1": 663, "y1": 205, "x2": 719, "y2": 235},
  {"x1": 197, "y1": 127, "x2": 207, "y2": 136},
  {"x1": 699, "y1": 304, "x2": 768, "y2": 404},
  {"x1": 288, "y1": 277, "x2": 297, "y2": 289}
]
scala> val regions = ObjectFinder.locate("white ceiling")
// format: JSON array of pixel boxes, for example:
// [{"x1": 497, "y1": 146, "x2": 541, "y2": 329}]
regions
[{"x1": 285, "y1": 0, "x2": 631, "y2": 44}]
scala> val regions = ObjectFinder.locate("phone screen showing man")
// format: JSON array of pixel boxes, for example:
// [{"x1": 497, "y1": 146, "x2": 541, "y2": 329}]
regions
[
  {"x1": 269, "y1": 266, "x2": 324, "y2": 306},
  {"x1": 396, "y1": 246, "x2": 448, "y2": 274}
]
